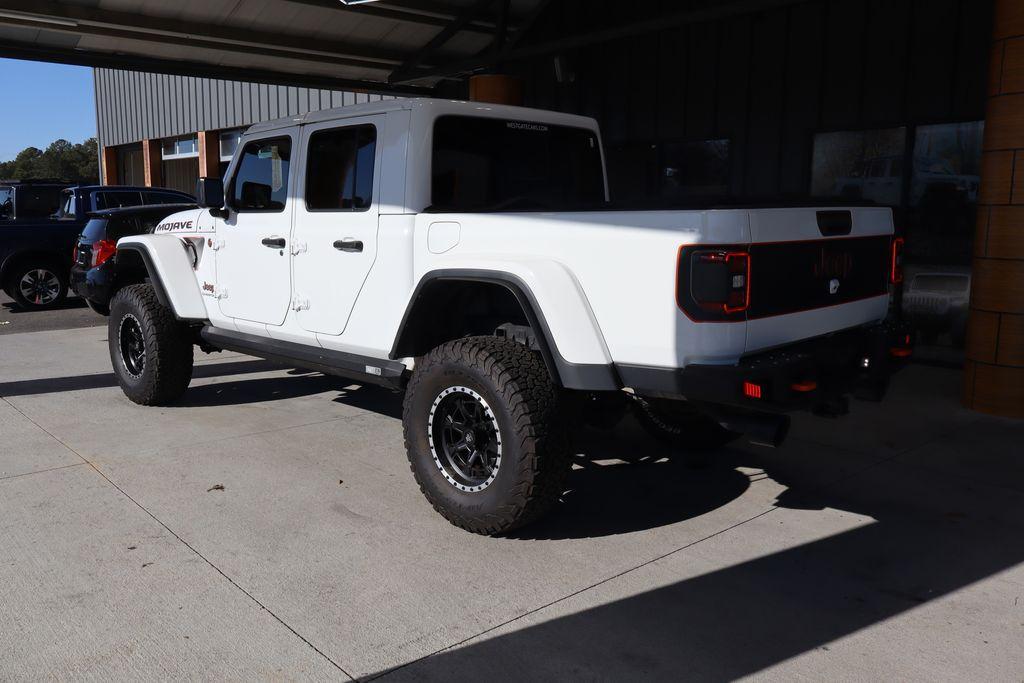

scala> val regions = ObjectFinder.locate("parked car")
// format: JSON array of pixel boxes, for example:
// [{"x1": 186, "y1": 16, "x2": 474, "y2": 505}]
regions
[
  {"x1": 71, "y1": 203, "x2": 198, "y2": 315},
  {"x1": 0, "y1": 184, "x2": 193, "y2": 309},
  {"x1": 110, "y1": 98, "x2": 911, "y2": 534}
]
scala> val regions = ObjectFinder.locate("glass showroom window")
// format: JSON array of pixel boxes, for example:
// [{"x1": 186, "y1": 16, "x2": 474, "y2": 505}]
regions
[
  {"x1": 810, "y1": 127, "x2": 907, "y2": 205},
  {"x1": 161, "y1": 135, "x2": 199, "y2": 160}
]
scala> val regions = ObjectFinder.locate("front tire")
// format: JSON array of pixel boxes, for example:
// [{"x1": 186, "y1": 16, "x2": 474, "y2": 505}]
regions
[
  {"x1": 9, "y1": 262, "x2": 67, "y2": 310},
  {"x1": 108, "y1": 284, "x2": 193, "y2": 405},
  {"x1": 403, "y1": 337, "x2": 571, "y2": 535}
]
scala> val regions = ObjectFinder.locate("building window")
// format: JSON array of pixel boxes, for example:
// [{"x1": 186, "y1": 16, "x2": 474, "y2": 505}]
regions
[
  {"x1": 810, "y1": 122, "x2": 984, "y2": 356},
  {"x1": 161, "y1": 135, "x2": 199, "y2": 160},
  {"x1": 219, "y1": 129, "x2": 243, "y2": 162},
  {"x1": 810, "y1": 127, "x2": 907, "y2": 205}
]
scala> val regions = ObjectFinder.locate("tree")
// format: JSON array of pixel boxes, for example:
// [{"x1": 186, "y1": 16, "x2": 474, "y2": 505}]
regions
[{"x1": 0, "y1": 138, "x2": 99, "y2": 183}]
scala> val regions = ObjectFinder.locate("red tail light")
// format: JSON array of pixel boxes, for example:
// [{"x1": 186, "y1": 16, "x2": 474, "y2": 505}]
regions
[
  {"x1": 743, "y1": 381, "x2": 763, "y2": 399},
  {"x1": 890, "y1": 237, "x2": 905, "y2": 284},
  {"x1": 91, "y1": 239, "x2": 117, "y2": 267},
  {"x1": 679, "y1": 247, "x2": 751, "y2": 321}
]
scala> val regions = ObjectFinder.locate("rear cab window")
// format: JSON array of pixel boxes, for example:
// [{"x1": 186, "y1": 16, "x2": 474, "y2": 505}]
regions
[
  {"x1": 16, "y1": 185, "x2": 65, "y2": 218},
  {"x1": 230, "y1": 137, "x2": 292, "y2": 212},
  {"x1": 430, "y1": 115, "x2": 606, "y2": 212}
]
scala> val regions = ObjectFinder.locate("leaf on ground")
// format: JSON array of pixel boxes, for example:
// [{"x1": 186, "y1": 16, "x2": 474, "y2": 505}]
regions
[{"x1": 207, "y1": 484, "x2": 225, "y2": 492}]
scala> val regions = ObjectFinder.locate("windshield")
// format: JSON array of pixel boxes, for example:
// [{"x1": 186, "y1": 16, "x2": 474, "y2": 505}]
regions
[
  {"x1": 431, "y1": 115, "x2": 606, "y2": 212},
  {"x1": 58, "y1": 190, "x2": 76, "y2": 220}
]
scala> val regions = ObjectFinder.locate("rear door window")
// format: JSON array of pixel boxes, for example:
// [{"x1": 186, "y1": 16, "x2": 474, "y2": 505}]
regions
[{"x1": 305, "y1": 125, "x2": 376, "y2": 211}]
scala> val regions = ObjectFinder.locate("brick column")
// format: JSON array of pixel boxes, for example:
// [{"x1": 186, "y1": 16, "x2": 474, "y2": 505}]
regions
[
  {"x1": 469, "y1": 74, "x2": 523, "y2": 106},
  {"x1": 964, "y1": 0, "x2": 1024, "y2": 418},
  {"x1": 198, "y1": 131, "x2": 220, "y2": 179},
  {"x1": 142, "y1": 138, "x2": 162, "y2": 188},
  {"x1": 100, "y1": 146, "x2": 118, "y2": 185}
]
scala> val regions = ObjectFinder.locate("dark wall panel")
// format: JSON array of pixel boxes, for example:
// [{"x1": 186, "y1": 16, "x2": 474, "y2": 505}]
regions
[{"x1": 519, "y1": 0, "x2": 993, "y2": 202}]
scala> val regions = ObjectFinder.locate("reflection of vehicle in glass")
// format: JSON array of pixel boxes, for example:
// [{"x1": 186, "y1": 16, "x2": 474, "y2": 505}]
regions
[
  {"x1": 901, "y1": 266, "x2": 971, "y2": 347},
  {"x1": 833, "y1": 156, "x2": 979, "y2": 207}
]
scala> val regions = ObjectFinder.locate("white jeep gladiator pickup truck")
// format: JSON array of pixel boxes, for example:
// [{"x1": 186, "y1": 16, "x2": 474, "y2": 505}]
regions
[{"x1": 108, "y1": 98, "x2": 911, "y2": 534}]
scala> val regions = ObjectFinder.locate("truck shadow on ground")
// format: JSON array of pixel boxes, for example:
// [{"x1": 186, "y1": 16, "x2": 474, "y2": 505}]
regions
[
  {"x1": 375, "y1": 421, "x2": 1024, "y2": 681},
  {"x1": 1, "y1": 297, "x2": 88, "y2": 314}
]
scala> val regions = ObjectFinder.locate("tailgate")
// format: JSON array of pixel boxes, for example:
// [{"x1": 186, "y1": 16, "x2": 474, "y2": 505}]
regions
[{"x1": 744, "y1": 207, "x2": 893, "y2": 353}]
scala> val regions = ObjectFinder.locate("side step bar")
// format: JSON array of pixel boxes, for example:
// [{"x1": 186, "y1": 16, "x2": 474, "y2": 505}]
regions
[{"x1": 199, "y1": 326, "x2": 408, "y2": 391}]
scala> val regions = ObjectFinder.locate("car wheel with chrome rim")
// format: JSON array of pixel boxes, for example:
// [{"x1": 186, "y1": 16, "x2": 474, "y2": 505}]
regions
[{"x1": 9, "y1": 262, "x2": 67, "y2": 310}]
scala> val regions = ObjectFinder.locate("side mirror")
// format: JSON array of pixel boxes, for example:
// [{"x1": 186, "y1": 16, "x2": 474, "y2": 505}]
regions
[{"x1": 195, "y1": 177, "x2": 227, "y2": 217}]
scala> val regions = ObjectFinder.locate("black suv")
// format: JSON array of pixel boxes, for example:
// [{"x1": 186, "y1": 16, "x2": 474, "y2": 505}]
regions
[
  {"x1": 71, "y1": 203, "x2": 196, "y2": 315},
  {"x1": 1, "y1": 183, "x2": 193, "y2": 310}
]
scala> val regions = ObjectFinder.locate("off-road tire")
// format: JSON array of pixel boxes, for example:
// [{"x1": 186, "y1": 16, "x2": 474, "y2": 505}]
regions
[
  {"x1": 403, "y1": 336, "x2": 571, "y2": 535},
  {"x1": 630, "y1": 395, "x2": 737, "y2": 465},
  {"x1": 108, "y1": 284, "x2": 193, "y2": 405},
  {"x1": 8, "y1": 261, "x2": 68, "y2": 310}
]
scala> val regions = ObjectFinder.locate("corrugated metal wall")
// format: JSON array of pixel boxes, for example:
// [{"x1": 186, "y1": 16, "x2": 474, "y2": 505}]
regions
[{"x1": 94, "y1": 68, "x2": 398, "y2": 148}]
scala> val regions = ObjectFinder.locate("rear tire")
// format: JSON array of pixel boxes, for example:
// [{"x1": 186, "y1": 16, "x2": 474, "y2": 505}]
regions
[
  {"x1": 8, "y1": 262, "x2": 67, "y2": 310},
  {"x1": 108, "y1": 284, "x2": 193, "y2": 405},
  {"x1": 402, "y1": 336, "x2": 571, "y2": 535}
]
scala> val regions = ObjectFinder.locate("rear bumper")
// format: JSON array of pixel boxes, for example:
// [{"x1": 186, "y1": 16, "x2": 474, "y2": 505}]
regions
[
  {"x1": 617, "y1": 320, "x2": 913, "y2": 414},
  {"x1": 69, "y1": 263, "x2": 116, "y2": 305}
]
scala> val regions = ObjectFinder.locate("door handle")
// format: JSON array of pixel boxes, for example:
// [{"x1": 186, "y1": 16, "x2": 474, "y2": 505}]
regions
[
  {"x1": 261, "y1": 237, "x2": 286, "y2": 248},
  {"x1": 333, "y1": 239, "x2": 363, "y2": 253}
]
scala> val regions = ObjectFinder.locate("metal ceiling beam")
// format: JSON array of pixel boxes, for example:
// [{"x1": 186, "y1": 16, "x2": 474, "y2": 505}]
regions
[
  {"x1": 0, "y1": 39, "x2": 433, "y2": 95},
  {"x1": 280, "y1": 0, "x2": 503, "y2": 34},
  {"x1": 392, "y1": 0, "x2": 804, "y2": 84},
  {"x1": 0, "y1": 0, "x2": 410, "y2": 67},
  {"x1": 388, "y1": 0, "x2": 501, "y2": 84}
]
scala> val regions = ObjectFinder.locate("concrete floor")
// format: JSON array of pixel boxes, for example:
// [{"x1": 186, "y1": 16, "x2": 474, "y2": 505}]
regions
[{"x1": 1, "y1": 320, "x2": 1022, "y2": 681}]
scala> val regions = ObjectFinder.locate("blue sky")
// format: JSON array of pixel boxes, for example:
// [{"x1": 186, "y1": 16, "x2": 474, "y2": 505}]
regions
[{"x1": 0, "y1": 59, "x2": 96, "y2": 162}]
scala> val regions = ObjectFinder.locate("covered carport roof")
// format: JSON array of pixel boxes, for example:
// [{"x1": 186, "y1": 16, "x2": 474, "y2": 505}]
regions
[{"x1": 0, "y1": 0, "x2": 801, "y2": 94}]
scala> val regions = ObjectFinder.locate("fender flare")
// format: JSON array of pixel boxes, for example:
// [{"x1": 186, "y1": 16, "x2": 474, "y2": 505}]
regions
[
  {"x1": 116, "y1": 235, "x2": 207, "y2": 320},
  {"x1": 391, "y1": 269, "x2": 620, "y2": 391}
]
